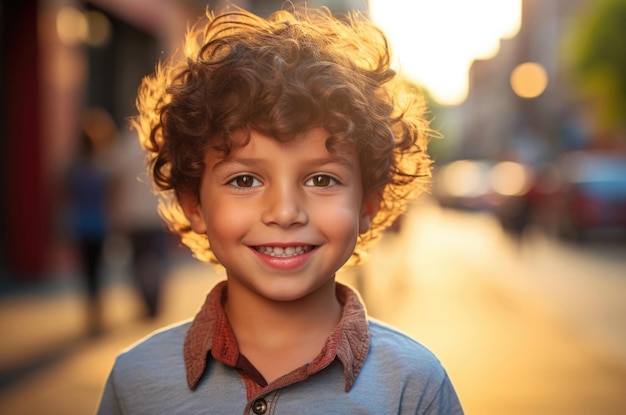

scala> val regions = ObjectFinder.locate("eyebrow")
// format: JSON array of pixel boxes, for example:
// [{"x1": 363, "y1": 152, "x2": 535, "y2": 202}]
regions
[{"x1": 212, "y1": 154, "x2": 356, "y2": 172}]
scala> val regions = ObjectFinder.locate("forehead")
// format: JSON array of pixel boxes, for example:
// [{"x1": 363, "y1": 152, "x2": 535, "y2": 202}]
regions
[{"x1": 218, "y1": 127, "x2": 359, "y2": 162}]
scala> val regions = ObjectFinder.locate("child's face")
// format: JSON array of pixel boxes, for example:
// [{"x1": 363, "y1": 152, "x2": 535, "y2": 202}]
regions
[{"x1": 182, "y1": 127, "x2": 376, "y2": 302}]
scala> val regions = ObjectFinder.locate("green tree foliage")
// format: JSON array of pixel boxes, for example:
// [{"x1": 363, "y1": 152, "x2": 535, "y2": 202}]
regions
[{"x1": 563, "y1": 0, "x2": 626, "y2": 130}]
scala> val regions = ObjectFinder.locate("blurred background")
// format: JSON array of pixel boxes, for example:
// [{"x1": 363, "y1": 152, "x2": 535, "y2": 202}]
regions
[{"x1": 1, "y1": 0, "x2": 625, "y2": 414}]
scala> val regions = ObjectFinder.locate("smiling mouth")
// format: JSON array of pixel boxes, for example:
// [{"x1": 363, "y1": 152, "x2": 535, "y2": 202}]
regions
[{"x1": 255, "y1": 245, "x2": 315, "y2": 258}]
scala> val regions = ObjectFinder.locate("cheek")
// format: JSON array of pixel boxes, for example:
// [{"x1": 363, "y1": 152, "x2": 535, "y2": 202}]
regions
[
  {"x1": 312, "y1": 198, "x2": 362, "y2": 240},
  {"x1": 203, "y1": 200, "x2": 250, "y2": 250}
]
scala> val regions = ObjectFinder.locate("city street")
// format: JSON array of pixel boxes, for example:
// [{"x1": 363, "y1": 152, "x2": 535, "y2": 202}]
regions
[{"x1": 1, "y1": 198, "x2": 625, "y2": 414}]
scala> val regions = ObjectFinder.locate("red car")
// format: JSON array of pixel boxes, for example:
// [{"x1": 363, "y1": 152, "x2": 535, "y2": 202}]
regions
[{"x1": 552, "y1": 151, "x2": 626, "y2": 240}]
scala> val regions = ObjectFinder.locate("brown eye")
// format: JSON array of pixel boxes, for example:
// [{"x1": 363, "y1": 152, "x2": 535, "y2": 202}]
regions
[
  {"x1": 230, "y1": 175, "x2": 260, "y2": 188},
  {"x1": 306, "y1": 175, "x2": 336, "y2": 187}
]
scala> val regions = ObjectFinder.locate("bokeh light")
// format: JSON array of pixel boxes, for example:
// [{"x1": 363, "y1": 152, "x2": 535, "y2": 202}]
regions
[
  {"x1": 56, "y1": 7, "x2": 111, "y2": 47},
  {"x1": 83, "y1": 10, "x2": 111, "y2": 47},
  {"x1": 439, "y1": 159, "x2": 491, "y2": 197},
  {"x1": 510, "y1": 62, "x2": 548, "y2": 98},
  {"x1": 56, "y1": 7, "x2": 88, "y2": 46},
  {"x1": 490, "y1": 161, "x2": 532, "y2": 196}
]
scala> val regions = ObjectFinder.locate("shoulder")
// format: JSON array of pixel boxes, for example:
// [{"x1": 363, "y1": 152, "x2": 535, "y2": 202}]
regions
[
  {"x1": 358, "y1": 319, "x2": 465, "y2": 414},
  {"x1": 364, "y1": 318, "x2": 449, "y2": 392},
  {"x1": 100, "y1": 320, "x2": 211, "y2": 413},
  {"x1": 122, "y1": 320, "x2": 191, "y2": 355},
  {"x1": 111, "y1": 320, "x2": 191, "y2": 379},
  {"x1": 367, "y1": 318, "x2": 443, "y2": 369}
]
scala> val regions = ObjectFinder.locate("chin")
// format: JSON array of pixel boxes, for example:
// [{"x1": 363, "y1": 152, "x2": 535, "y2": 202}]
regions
[{"x1": 259, "y1": 280, "x2": 332, "y2": 303}]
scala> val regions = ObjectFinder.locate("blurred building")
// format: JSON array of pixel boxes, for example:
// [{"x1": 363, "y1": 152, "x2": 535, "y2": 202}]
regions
[{"x1": 456, "y1": 0, "x2": 589, "y2": 163}]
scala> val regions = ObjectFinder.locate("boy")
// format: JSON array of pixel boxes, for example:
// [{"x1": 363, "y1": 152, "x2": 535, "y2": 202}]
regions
[{"x1": 98, "y1": 6, "x2": 464, "y2": 415}]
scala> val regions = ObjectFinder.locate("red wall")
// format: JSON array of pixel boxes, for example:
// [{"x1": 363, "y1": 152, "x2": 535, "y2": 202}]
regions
[{"x1": 2, "y1": 1, "x2": 49, "y2": 277}]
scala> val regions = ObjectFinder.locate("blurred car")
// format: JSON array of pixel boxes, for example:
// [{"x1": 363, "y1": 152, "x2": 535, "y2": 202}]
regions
[
  {"x1": 549, "y1": 151, "x2": 626, "y2": 241},
  {"x1": 432, "y1": 159, "x2": 535, "y2": 236}
]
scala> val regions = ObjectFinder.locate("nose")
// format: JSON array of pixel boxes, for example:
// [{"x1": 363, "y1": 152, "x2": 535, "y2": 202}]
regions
[{"x1": 261, "y1": 182, "x2": 308, "y2": 228}]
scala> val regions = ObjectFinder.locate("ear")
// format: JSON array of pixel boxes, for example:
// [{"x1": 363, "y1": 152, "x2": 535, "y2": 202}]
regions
[
  {"x1": 359, "y1": 193, "x2": 380, "y2": 234},
  {"x1": 179, "y1": 192, "x2": 207, "y2": 234}
]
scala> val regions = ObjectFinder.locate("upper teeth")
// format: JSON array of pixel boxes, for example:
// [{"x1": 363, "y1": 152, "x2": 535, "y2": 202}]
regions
[{"x1": 256, "y1": 246, "x2": 311, "y2": 257}]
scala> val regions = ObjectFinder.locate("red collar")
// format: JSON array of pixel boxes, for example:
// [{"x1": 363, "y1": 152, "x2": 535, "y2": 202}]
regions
[{"x1": 183, "y1": 281, "x2": 370, "y2": 394}]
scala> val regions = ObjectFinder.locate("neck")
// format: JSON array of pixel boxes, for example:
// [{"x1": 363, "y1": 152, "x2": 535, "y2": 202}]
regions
[
  {"x1": 224, "y1": 278, "x2": 342, "y2": 346},
  {"x1": 222, "y1": 277, "x2": 343, "y2": 383}
]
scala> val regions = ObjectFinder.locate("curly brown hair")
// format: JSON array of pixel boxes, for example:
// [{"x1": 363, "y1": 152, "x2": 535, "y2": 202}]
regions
[{"x1": 131, "y1": 7, "x2": 434, "y2": 265}]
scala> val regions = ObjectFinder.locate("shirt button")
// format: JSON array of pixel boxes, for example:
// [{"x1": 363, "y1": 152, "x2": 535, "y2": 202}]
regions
[{"x1": 252, "y1": 398, "x2": 267, "y2": 415}]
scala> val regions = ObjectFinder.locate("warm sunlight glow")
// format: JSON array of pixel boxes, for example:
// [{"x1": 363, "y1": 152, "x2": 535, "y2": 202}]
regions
[{"x1": 370, "y1": 0, "x2": 522, "y2": 106}]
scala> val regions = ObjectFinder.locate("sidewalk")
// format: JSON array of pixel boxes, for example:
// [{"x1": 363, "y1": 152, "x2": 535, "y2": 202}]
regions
[{"x1": 0, "y1": 259, "x2": 222, "y2": 415}]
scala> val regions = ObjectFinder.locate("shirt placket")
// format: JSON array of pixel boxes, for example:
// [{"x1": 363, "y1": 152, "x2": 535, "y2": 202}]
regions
[{"x1": 247, "y1": 390, "x2": 279, "y2": 415}]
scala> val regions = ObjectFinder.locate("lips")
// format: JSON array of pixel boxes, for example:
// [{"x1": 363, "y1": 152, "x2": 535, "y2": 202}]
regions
[{"x1": 255, "y1": 245, "x2": 314, "y2": 258}]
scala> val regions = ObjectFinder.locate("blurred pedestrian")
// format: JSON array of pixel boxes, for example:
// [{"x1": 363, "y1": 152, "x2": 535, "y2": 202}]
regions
[
  {"x1": 112, "y1": 131, "x2": 170, "y2": 319},
  {"x1": 62, "y1": 109, "x2": 117, "y2": 335}
]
